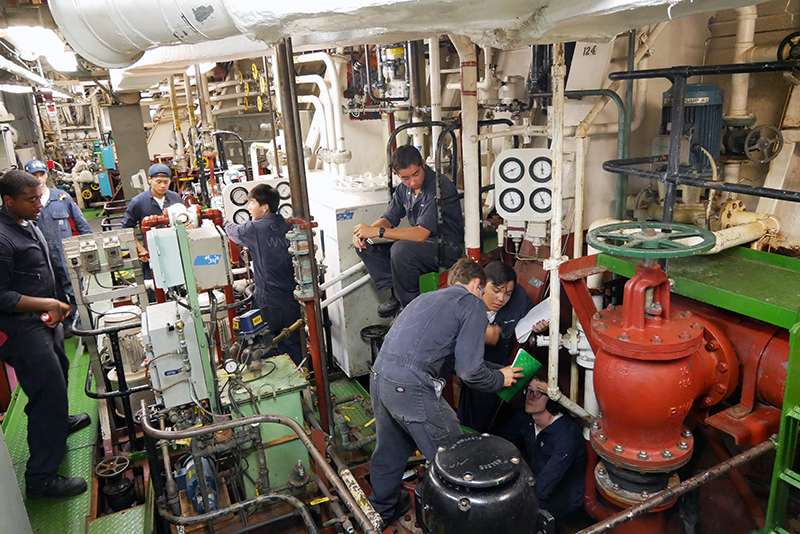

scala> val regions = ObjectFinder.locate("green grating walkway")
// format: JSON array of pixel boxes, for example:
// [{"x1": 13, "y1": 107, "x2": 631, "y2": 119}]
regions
[{"x1": 2, "y1": 337, "x2": 99, "y2": 534}]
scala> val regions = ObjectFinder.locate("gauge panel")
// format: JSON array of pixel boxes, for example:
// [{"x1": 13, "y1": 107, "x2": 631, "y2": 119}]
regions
[{"x1": 493, "y1": 148, "x2": 554, "y2": 221}]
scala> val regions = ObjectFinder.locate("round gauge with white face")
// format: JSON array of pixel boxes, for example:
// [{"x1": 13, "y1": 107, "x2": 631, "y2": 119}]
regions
[
  {"x1": 530, "y1": 188, "x2": 552, "y2": 213},
  {"x1": 530, "y1": 157, "x2": 553, "y2": 183},
  {"x1": 499, "y1": 188, "x2": 524, "y2": 213},
  {"x1": 230, "y1": 186, "x2": 249, "y2": 206},
  {"x1": 498, "y1": 157, "x2": 525, "y2": 183},
  {"x1": 279, "y1": 203, "x2": 293, "y2": 219},
  {"x1": 223, "y1": 359, "x2": 239, "y2": 374},
  {"x1": 276, "y1": 182, "x2": 291, "y2": 200},
  {"x1": 233, "y1": 209, "x2": 251, "y2": 224}
]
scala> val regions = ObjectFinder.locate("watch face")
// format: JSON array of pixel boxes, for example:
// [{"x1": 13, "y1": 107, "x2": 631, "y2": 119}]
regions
[
  {"x1": 233, "y1": 209, "x2": 251, "y2": 224},
  {"x1": 530, "y1": 157, "x2": 553, "y2": 183},
  {"x1": 276, "y1": 182, "x2": 291, "y2": 200},
  {"x1": 499, "y1": 188, "x2": 524, "y2": 213},
  {"x1": 278, "y1": 203, "x2": 293, "y2": 218},
  {"x1": 498, "y1": 158, "x2": 525, "y2": 183},
  {"x1": 530, "y1": 188, "x2": 552, "y2": 213},
  {"x1": 230, "y1": 186, "x2": 249, "y2": 206}
]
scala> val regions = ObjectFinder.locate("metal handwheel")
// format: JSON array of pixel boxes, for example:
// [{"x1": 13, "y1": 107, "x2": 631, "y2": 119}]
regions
[{"x1": 586, "y1": 222, "x2": 716, "y2": 258}]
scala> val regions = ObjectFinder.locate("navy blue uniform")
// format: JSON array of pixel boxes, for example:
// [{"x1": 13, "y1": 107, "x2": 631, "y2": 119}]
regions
[
  {"x1": 0, "y1": 211, "x2": 70, "y2": 487},
  {"x1": 357, "y1": 166, "x2": 463, "y2": 306},
  {"x1": 224, "y1": 214, "x2": 301, "y2": 364},
  {"x1": 501, "y1": 412, "x2": 587, "y2": 518},
  {"x1": 37, "y1": 188, "x2": 92, "y2": 315},
  {"x1": 369, "y1": 284, "x2": 503, "y2": 521},
  {"x1": 458, "y1": 284, "x2": 534, "y2": 432}
]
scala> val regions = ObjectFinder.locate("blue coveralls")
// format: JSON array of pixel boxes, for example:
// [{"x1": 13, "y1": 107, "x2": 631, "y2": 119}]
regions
[
  {"x1": 458, "y1": 284, "x2": 534, "y2": 432},
  {"x1": 121, "y1": 189, "x2": 183, "y2": 301},
  {"x1": 357, "y1": 166, "x2": 463, "y2": 307},
  {"x1": 0, "y1": 211, "x2": 70, "y2": 487},
  {"x1": 223, "y1": 214, "x2": 302, "y2": 365},
  {"x1": 368, "y1": 284, "x2": 504, "y2": 521},
  {"x1": 37, "y1": 188, "x2": 92, "y2": 317},
  {"x1": 501, "y1": 412, "x2": 587, "y2": 518}
]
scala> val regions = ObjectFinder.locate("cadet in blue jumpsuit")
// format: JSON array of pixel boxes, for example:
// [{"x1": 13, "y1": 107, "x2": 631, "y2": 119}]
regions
[
  {"x1": 25, "y1": 159, "x2": 93, "y2": 330},
  {"x1": 353, "y1": 146, "x2": 463, "y2": 317},
  {"x1": 368, "y1": 259, "x2": 523, "y2": 528},
  {"x1": 458, "y1": 261, "x2": 548, "y2": 432},
  {"x1": 223, "y1": 184, "x2": 302, "y2": 365},
  {"x1": 121, "y1": 164, "x2": 182, "y2": 301},
  {"x1": 501, "y1": 373, "x2": 587, "y2": 518},
  {"x1": 0, "y1": 170, "x2": 89, "y2": 499}
]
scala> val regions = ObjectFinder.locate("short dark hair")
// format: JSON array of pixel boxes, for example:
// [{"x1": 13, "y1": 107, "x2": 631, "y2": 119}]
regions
[
  {"x1": 390, "y1": 145, "x2": 424, "y2": 172},
  {"x1": 0, "y1": 169, "x2": 40, "y2": 200},
  {"x1": 447, "y1": 258, "x2": 485, "y2": 286},
  {"x1": 249, "y1": 184, "x2": 280, "y2": 215},
  {"x1": 485, "y1": 261, "x2": 517, "y2": 287},
  {"x1": 530, "y1": 371, "x2": 563, "y2": 415}
]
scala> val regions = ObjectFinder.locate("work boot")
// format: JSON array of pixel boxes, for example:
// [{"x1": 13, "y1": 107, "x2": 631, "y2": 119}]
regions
[
  {"x1": 26, "y1": 474, "x2": 87, "y2": 499},
  {"x1": 377, "y1": 295, "x2": 401, "y2": 318},
  {"x1": 68, "y1": 413, "x2": 91, "y2": 434},
  {"x1": 380, "y1": 489, "x2": 412, "y2": 529}
]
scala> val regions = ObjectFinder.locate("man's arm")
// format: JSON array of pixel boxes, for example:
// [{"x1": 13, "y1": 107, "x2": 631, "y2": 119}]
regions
[
  {"x1": 353, "y1": 220, "x2": 431, "y2": 246},
  {"x1": 455, "y1": 298, "x2": 507, "y2": 392},
  {"x1": 533, "y1": 423, "x2": 584, "y2": 501},
  {"x1": 14, "y1": 296, "x2": 71, "y2": 328}
]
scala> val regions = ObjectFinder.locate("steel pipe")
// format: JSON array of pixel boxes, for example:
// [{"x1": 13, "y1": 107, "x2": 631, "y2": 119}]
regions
[
  {"x1": 608, "y1": 60, "x2": 800, "y2": 80},
  {"x1": 319, "y1": 261, "x2": 365, "y2": 292}
]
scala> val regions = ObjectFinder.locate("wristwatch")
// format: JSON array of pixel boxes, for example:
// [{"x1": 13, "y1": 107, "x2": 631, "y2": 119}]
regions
[{"x1": 379, "y1": 227, "x2": 385, "y2": 238}]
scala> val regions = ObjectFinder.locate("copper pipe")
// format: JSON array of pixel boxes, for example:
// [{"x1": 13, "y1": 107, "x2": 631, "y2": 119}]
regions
[
  {"x1": 576, "y1": 439, "x2": 775, "y2": 534},
  {"x1": 304, "y1": 300, "x2": 331, "y2": 434},
  {"x1": 273, "y1": 318, "x2": 303, "y2": 345}
]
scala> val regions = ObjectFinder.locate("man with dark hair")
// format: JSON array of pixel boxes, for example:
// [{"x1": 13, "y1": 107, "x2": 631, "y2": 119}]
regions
[
  {"x1": 368, "y1": 258, "x2": 523, "y2": 529},
  {"x1": 352, "y1": 145, "x2": 463, "y2": 317},
  {"x1": 502, "y1": 372, "x2": 587, "y2": 519},
  {"x1": 223, "y1": 184, "x2": 301, "y2": 364},
  {"x1": 0, "y1": 169, "x2": 89, "y2": 499},
  {"x1": 458, "y1": 261, "x2": 547, "y2": 432}
]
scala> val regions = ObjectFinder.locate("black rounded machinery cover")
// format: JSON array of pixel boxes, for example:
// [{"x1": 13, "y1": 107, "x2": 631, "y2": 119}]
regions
[{"x1": 415, "y1": 433, "x2": 539, "y2": 534}]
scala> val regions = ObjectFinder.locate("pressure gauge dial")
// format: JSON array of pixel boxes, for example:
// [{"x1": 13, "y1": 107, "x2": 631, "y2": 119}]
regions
[
  {"x1": 223, "y1": 359, "x2": 239, "y2": 374},
  {"x1": 277, "y1": 182, "x2": 291, "y2": 199},
  {"x1": 233, "y1": 209, "x2": 251, "y2": 224},
  {"x1": 498, "y1": 158, "x2": 525, "y2": 183},
  {"x1": 531, "y1": 188, "x2": 553, "y2": 213},
  {"x1": 499, "y1": 188, "x2": 525, "y2": 213},
  {"x1": 530, "y1": 157, "x2": 553, "y2": 183},
  {"x1": 230, "y1": 186, "x2": 249, "y2": 206},
  {"x1": 279, "y1": 203, "x2": 293, "y2": 219}
]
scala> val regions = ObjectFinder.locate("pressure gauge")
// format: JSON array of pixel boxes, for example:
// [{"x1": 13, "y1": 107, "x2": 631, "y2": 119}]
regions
[
  {"x1": 530, "y1": 188, "x2": 553, "y2": 213},
  {"x1": 499, "y1": 188, "x2": 525, "y2": 213},
  {"x1": 223, "y1": 359, "x2": 239, "y2": 374},
  {"x1": 498, "y1": 158, "x2": 525, "y2": 183},
  {"x1": 230, "y1": 186, "x2": 249, "y2": 206},
  {"x1": 530, "y1": 157, "x2": 553, "y2": 183},
  {"x1": 279, "y1": 203, "x2": 293, "y2": 219},
  {"x1": 276, "y1": 182, "x2": 291, "y2": 200},
  {"x1": 233, "y1": 209, "x2": 251, "y2": 224}
]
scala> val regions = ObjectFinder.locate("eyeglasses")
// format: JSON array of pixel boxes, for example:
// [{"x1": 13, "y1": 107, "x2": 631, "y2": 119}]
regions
[{"x1": 523, "y1": 388, "x2": 545, "y2": 399}]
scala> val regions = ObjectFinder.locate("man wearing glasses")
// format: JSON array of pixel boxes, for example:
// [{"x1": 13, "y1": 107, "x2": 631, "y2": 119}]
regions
[{"x1": 503, "y1": 371, "x2": 586, "y2": 519}]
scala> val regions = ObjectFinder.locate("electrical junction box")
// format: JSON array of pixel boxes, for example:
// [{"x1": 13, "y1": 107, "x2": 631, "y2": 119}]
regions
[
  {"x1": 187, "y1": 225, "x2": 230, "y2": 290},
  {"x1": 146, "y1": 227, "x2": 185, "y2": 289},
  {"x1": 79, "y1": 241, "x2": 101, "y2": 273},
  {"x1": 493, "y1": 148, "x2": 554, "y2": 222},
  {"x1": 221, "y1": 178, "x2": 292, "y2": 224},
  {"x1": 142, "y1": 300, "x2": 208, "y2": 409},
  {"x1": 220, "y1": 354, "x2": 309, "y2": 496},
  {"x1": 233, "y1": 309, "x2": 269, "y2": 337},
  {"x1": 103, "y1": 237, "x2": 124, "y2": 270}
]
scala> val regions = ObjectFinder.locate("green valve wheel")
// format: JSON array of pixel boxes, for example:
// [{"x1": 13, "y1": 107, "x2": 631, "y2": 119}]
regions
[{"x1": 586, "y1": 222, "x2": 716, "y2": 258}]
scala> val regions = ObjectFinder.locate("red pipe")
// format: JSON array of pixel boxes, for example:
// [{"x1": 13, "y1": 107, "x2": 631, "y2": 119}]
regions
[
  {"x1": 303, "y1": 299, "x2": 331, "y2": 433},
  {"x1": 200, "y1": 208, "x2": 224, "y2": 227},
  {"x1": 140, "y1": 214, "x2": 169, "y2": 303},
  {"x1": 584, "y1": 443, "x2": 612, "y2": 521}
]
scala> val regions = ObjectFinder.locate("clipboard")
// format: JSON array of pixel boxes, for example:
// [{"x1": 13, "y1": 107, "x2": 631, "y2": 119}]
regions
[{"x1": 496, "y1": 348, "x2": 541, "y2": 403}]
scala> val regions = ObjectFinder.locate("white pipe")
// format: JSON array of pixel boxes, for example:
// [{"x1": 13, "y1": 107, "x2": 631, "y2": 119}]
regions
[
  {"x1": 445, "y1": 46, "x2": 496, "y2": 92},
  {"x1": 320, "y1": 262, "x2": 366, "y2": 292},
  {"x1": 297, "y1": 74, "x2": 337, "y2": 174},
  {"x1": 448, "y1": 34, "x2": 480, "y2": 259},
  {"x1": 250, "y1": 142, "x2": 273, "y2": 180},
  {"x1": 295, "y1": 52, "x2": 347, "y2": 176},
  {"x1": 321, "y1": 274, "x2": 371, "y2": 309},
  {"x1": 570, "y1": 134, "x2": 587, "y2": 402},
  {"x1": 702, "y1": 219, "x2": 775, "y2": 254},
  {"x1": 298, "y1": 94, "x2": 332, "y2": 173},
  {"x1": 728, "y1": 6, "x2": 757, "y2": 120},
  {"x1": 428, "y1": 37, "x2": 442, "y2": 154}
]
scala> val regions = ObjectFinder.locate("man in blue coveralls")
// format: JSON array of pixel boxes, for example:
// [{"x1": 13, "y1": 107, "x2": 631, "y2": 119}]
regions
[
  {"x1": 25, "y1": 159, "x2": 93, "y2": 335},
  {"x1": 368, "y1": 258, "x2": 523, "y2": 528},
  {"x1": 121, "y1": 163, "x2": 183, "y2": 302},
  {"x1": 223, "y1": 183, "x2": 301, "y2": 365},
  {"x1": 0, "y1": 169, "x2": 89, "y2": 499},
  {"x1": 352, "y1": 145, "x2": 463, "y2": 317},
  {"x1": 458, "y1": 261, "x2": 548, "y2": 433}
]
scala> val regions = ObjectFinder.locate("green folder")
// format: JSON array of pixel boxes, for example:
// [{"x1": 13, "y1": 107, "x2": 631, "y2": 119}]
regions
[{"x1": 496, "y1": 348, "x2": 542, "y2": 403}]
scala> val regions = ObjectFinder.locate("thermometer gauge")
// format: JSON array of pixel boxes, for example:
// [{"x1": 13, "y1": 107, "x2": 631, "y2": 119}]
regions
[
  {"x1": 530, "y1": 157, "x2": 553, "y2": 183},
  {"x1": 531, "y1": 188, "x2": 553, "y2": 213},
  {"x1": 279, "y1": 203, "x2": 293, "y2": 219},
  {"x1": 230, "y1": 186, "x2": 249, "y2": 206},
  {"x1": 233, "y1": 209, "x2": 251, "y2": 224},
  {"x1": 499, "y1": 188, "x2": 524, "y2": 213},
  {"x1": 276, "y1": 182, "x2": 291, "y2": 200},
  {"x1": 498, "y1": 158, "x2": 524, "y2": 183}
]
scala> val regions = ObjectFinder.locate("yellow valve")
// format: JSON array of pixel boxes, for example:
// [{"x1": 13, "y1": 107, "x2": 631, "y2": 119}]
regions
[
  {"x1": 237, "y1": 70, "x2": 243, "y2": 83},
  {"x1": 243, "y1": 98, "x2": 249, "y2": 111},
  {"x1": 257, "y1": 95, "x2": 263, "y2": 112},
  {"x1": 244, "y1": 81, "x2": 250, "y2": 95},
  {"x1": 344, "y1": 415, "x2": 351, "y2": 422},
  {"x1": 309, "y1": 497, "x2": 329, "y2": 506},
  {"x1": 81, "y1": 189, "x2": 93, "y2": 199},
  {"x1": 364, "y1": 418, "x2": 375, "y2": 428},
  {"x1": 259, "y1": 76, "x2": 266, "y2": 94},
  {"x1": 252, "y1": 63, "x2": 259, "y2": 79},
  {"x1": 90, "y1": 183, "x2": 100, "y2": 190}
]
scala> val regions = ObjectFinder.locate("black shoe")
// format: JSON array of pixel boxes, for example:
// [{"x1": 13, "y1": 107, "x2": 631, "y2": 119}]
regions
[
  {"x1": 380, "y1": 489, "x2": 412, "y2": 529},
  {"x1": 26, "y1": 474, "x2": 87, "y2": 499},
  {"x1": 68, "y1": 413, "x2": 91, "y2": 434},
  {"x1": 377, "y1": 295, "x2": 401, "y2": 318}
]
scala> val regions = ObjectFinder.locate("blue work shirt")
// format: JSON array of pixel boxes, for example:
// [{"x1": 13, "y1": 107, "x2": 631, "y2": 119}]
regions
[
  {"x1": 374, "y1": 284, "x2": 503, "y2": 392},
  {"x1": 223, "y1": 214, "x2": 295, "y2": 309},
  {"x1": 502, "y1": 412, "x2": 587, "y2": 518},
  {"x1": 0, "y1": 211, "x2": 57, "y2": 332},
  {"x1": 37, "y1": 188, "x2": 92, "y2": 270},
  {"x1": 382, "y1": 166, "x2": 464, "y2": 249},
  {"x1": 121, "y1": 189, "x2": 183, "y2": 230}
]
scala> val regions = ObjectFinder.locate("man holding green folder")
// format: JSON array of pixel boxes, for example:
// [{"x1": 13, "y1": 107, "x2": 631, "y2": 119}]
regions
[{"x1": 367, "y1": 259, "x2": 523, "y2": 529}]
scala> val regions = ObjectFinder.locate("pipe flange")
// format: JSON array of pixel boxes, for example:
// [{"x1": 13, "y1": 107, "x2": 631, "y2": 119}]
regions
[
  {"x1": 595, "y1": 461, "x2": 680, "y2": 508},
  {"x1": 694, "y1": 316, "x2": 739, "y2": 409},
  {"x1": 590, "y1": 422, "x2": 694, "y2": 472}
]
